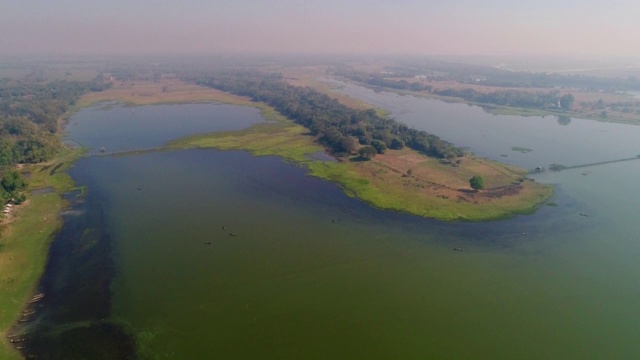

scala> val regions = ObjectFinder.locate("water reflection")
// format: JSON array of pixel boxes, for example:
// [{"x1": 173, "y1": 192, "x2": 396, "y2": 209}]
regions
[{"x1": 557, "y1": 115, "x2": 572, "y2": 126}]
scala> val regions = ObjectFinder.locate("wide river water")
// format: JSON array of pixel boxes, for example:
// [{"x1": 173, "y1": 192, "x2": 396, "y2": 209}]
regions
[{"x1": 22, "y1": 89, "x2": 640, "y2": 358}]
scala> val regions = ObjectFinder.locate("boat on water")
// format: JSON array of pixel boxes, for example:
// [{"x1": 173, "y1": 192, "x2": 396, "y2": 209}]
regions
[{"x1": 29, "y1": 293, "x2": 44, "y2": 303}]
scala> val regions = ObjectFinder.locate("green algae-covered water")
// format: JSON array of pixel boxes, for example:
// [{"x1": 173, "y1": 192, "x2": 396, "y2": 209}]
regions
[{"x1": 23, "y1": 98, "x2": 640, "y2": 358}]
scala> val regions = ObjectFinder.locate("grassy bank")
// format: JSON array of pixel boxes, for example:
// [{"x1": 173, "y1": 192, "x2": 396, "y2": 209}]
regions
[
  {"x1": 309, "y1": 151, "x2": 552, "y2": 221},
  {"x1": 0, "y1": 148, "x2": 82, "y2": 359}
]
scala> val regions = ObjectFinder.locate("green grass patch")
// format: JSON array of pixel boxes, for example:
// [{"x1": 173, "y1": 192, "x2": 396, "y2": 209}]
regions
[
  {"x1": 0, "y1": 148, "x2": 83, "y2": 357},
  {"x1": 168, "y1": 114, "x2": 324, "y2": 164}
]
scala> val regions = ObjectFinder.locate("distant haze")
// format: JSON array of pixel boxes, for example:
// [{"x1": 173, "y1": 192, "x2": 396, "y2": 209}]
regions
[{"x1": 2, "y1": 0, "x2": 640, "y2": 58}]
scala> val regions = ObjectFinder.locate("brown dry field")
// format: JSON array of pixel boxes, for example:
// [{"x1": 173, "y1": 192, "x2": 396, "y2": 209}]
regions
[
  {"x1": 78, "y1": 77, "x2": 254, "y2": 107},
  {"x1": 365, "y1": 148, "x2": 539, "y2": 205}
]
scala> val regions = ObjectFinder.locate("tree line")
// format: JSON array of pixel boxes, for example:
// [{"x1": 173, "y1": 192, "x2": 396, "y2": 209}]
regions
[
  {"x1": 332, "y1": 69, "x2": 575, "y2": 111},
  {"x1": 362, "y1": 60, "x2": 640, "y2": 91},
  {"x1": 184, "y1": 71, "x2": 464, "y2": 159},
  {"x1": 432, "y1": 88, "x2": 574, "y2": 110}
]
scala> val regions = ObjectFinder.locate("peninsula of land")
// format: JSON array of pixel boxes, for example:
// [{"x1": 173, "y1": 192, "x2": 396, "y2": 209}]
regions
[{"x1": 83, "y1": 77, "x2": 552, "y2": 221}]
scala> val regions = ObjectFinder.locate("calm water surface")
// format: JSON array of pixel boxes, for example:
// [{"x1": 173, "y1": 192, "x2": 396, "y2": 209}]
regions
[
  {"x1": 327, "y1": 79, "x2": 640, "y2": 169},
  {"x1": 25, "y1": 98, "x2": 640, "y2": 358},
  {"x1": 65, "y1": 103, "x2": 264, "y2": 153}
]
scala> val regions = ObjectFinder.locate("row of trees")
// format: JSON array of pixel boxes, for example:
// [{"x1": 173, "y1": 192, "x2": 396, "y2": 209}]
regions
[
  {"x1": 432, "y1": 88, "x2": 575, "y2": 111},
  {"x1": 185, "y1": 72, "x2": 465, "y2": 159},
  {"x1": 0, "y1": 78, "x2": 110, "y2": 132}
]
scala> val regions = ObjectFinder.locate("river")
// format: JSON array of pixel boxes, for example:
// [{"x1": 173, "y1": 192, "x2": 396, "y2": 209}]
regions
[{"x1": 17, "y1": 89, "x2": 640, "y2": 359}]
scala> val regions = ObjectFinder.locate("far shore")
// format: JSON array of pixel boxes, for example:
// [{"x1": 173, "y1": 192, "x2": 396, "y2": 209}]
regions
[{"x1": 335, "y1": 79, "x2": 640, "y2": 126}]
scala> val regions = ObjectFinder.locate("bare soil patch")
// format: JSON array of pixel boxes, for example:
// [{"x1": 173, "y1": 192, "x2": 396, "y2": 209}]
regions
[{"x1": 353, "y1": 147, "x2": 544, "y2": 212}]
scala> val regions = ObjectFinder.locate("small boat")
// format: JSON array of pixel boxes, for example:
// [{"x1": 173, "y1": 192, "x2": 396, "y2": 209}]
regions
[
  {"x1": 221, "y1": 226, "x2": 227, "y2": 231},
  {"x1": 29, "y1": 293, "x2": 44, "y2": 303},
  {"x1": 204, "y1": 241, "x2": 212, "y2": 245},
  {"x1": 100, "y1": 147, "x2": 106, "y2": 153},
  {"x1": 453, "y1": 248, "x2": 464, "y2": 252},
  {"x1": 229, "y1": 233, "x2": 237, "y2": 237}
]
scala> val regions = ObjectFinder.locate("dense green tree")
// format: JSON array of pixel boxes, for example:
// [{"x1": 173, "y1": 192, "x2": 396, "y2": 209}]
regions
[
  {"x1": 469, "y1": 176, "x2": 484, "y2": 191},
  {"x1": 559, "y1": 94, "x2": 575, "y2": 110},
  {"x1": 358, "y1": 145, "x2": 377, "y2": 160},
  {"x1": 390, "y1": 138, "x2": 405, "y2": 150},
  {"x1": 370, "y1": 139, "x2": 387, "y2": 154},
  {"x1": 0, "y1": 170, "x2": 27, "y2": 204},
  {"x1": 1, "y1": 170, "x2": 26, "y2": 193}
]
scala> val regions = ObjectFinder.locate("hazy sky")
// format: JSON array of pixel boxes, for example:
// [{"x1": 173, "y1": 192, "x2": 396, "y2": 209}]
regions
[{"x1": 1, "y1": 0, "x2": 639, "y2": 57}]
